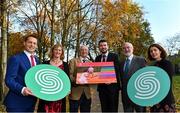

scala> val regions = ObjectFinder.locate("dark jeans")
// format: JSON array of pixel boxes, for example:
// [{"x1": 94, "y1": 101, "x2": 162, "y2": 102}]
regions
[{"x1": 69, "y1": 93, "x2": 91, "y2": 113}]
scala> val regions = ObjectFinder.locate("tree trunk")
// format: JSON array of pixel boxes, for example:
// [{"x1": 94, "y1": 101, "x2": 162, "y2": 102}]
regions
[
  {"x1": 0, "y1": 0, "x2": 8, "y2": 103},
  {"x1": 74, "y1": 1, "x2": 81, "y2": 58},
  {"x1": 51, "y1": 0, "x2": 56, "y2": 46}
]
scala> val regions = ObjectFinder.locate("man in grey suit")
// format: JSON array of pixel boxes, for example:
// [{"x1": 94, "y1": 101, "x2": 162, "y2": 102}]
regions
[{"x1": 120, "y1": 42, "x2": 146, "y2": 112}]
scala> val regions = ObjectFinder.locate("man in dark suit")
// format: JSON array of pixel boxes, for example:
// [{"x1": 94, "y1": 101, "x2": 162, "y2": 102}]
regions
[
  {"x1": 95, "y1": 39, "x2": 121, "y2": 112},
  {"x1": 120, "y1": 42, "x2": 146, "y2": 112},
  {"x1": 4, "y1": 34, "x2": 39, "y2": 112}
]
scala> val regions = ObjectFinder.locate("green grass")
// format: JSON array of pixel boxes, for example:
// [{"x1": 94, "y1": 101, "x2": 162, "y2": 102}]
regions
[{"x1": 173, "y1": 74, "x2": 180, "y2": 111}]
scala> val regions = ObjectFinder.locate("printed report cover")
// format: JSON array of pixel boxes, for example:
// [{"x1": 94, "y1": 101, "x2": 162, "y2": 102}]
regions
[{"x1": 76, "y1": 62, "x2": 117, "y2": 84}]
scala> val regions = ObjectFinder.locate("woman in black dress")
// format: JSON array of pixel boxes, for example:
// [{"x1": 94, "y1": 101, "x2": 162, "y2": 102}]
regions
[
  {"x1": 147, "y1": 43, "x2": 176, "y2": 112},
  {"x1": 37, "y1": 44, "x2": 69, "y2": 113}
]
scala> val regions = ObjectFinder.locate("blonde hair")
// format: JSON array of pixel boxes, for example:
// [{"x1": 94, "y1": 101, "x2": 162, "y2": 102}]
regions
[{"x1": 49, "y1": 44, "x2": 64, "y2": 60}]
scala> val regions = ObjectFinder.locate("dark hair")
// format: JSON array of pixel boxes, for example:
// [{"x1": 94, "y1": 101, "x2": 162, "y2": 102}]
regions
[
  {"x1": 49, "y1": 44, "x2": 64, "y2": 60},
  {"x1": 147, "y1": 43, "x2": 167, "y2": 61},
  {"x1": 98, "y1": 39, "x2": 107, "y2": 45},
  {"x1": 24, "y1": 34, "x2": 37, "y2": 42}
]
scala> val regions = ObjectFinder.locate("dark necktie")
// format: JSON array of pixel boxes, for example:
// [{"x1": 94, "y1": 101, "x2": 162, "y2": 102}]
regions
[
  {"x1": 102, "y1": 55, "x2": 106, "y2": 62},
  {"x1": 30, "y1": 55, "x2": 35, "y2": 66},
  {"x1": 124, "y1": 58, "x2": 130, "y2": 74},
  {"x1": 82, "y1": 59, "x2": 86, "y2": 63}
]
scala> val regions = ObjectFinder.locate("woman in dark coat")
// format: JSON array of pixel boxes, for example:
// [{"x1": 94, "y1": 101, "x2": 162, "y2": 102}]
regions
[{"x1": 147, "y1": 43, "x2": 176, "y2": 112}]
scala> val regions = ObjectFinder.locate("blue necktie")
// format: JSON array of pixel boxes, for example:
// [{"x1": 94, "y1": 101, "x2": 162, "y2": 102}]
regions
[{"x1": 124, "y1": 58, "x2": 130, "y2": 74}]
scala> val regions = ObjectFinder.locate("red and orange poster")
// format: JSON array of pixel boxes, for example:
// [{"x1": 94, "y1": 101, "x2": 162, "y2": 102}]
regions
[{"x1": 76, "y1": 62, "x2": 117, "y2": 84}]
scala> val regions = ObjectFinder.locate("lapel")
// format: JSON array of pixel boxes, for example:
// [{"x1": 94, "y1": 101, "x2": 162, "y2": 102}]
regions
[
  {"x1": 122, "y1": 60, "x2": 126, "y2": 70},
  {"x1": 21, "y1": 52, "x2": 31, "y2": 69},
  {"x1": 75, "y1": 58, "x2": 81, "y2": 70},
  {"x1": 96, "y1": 55, "x2": 102, "y2": 62},
  {"x1": 127, "y1": 56, "x2": 137, "y2": 75},
  {"x1": 122, "y1": 60, "x2": 127, "y2": 74},
  {"x1": 34, "y1": 56, "x2": 39, "y2": 65},
  {"x1": 21, "y1": 52, "x2": 39, "y2": 69},
  {"x1": 104, "y1": 52, "x2": 112, "y2": 62},
  {"x1": 122, "y1": 56, "x2": 135, "y2": 75},
  {"x1": 76, "y1": 58, "x2": 81, "y2": 64},
  {"x1": 106, "y1": 53, "x2": 110, "y2": 61},
  {"x1": 129, "y1": 56, "x2": 135, "y2": 70}
]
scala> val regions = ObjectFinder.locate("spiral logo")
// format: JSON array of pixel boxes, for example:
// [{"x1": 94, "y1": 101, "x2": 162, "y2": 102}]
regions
[
  {"x1": 127, "y1": 66, "x2": 170, "y2": 106},
  {"x1": 25, "y1": 64, "x2": 71, "y2": 101},
  {"x1": 35, "y1": 69, "x2": 63, "y2": 94},
  {"x1": 134, "y1": 71, "x2": 160, "y2": 99}
]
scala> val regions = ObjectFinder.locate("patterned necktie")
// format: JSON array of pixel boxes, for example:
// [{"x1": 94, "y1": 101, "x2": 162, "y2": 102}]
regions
[
  {"x1": 124, "y1": 58, "x2": 130, "y2": 74},
  {"x1": 30, "y1": 55, "x2": 35, "y2": 66},
  {"x1": 102, "y1": 55, "x2": 106, "y2": 62}
]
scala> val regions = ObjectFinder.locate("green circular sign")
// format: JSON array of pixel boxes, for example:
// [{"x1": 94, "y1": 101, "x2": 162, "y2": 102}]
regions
[
  {"x1": 127, "y1": 66, "x2": 170, "y2": 106},
  {"x1": 25, "y1": 64, "x2": 71, "y2": 101}
]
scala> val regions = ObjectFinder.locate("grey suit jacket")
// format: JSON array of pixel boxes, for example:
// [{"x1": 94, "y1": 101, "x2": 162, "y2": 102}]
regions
[{"x1": 120, "y1": 55, "x2": 146, "y2": 104}]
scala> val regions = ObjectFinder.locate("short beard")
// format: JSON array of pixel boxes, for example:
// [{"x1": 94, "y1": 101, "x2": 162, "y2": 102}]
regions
[
  {"x1": 101, "y1": 50, "x2": 107, "y2": 54},
  {"x1": 125, "y1": 53, "x2": 132, "y2": 57}
]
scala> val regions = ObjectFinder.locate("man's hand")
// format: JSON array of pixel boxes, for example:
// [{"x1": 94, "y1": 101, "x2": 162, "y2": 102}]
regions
[
  {"x1": 105, "y1": 82, "x2": 111, "y2": 85},
  {"x1": 23, "y1": 87, "x2": 33, "y2": 96}
]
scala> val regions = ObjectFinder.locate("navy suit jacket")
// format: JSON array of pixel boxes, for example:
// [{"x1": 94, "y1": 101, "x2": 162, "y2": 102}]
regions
[{"x1": 4, "y1": 52, "x2": 39, "y2": 110}]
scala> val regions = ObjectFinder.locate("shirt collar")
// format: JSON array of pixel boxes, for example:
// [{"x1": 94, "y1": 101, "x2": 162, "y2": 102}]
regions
[
  {"x1": 24, "y1": 50, "x2": 32, "y2": 58},
  {"x1": 102, "y1": 51, "x2": 109, "y2": 57},
  {"x1": 80, "y1": 56, "x2": 88, "y2": 62},
  {"x1": 127, "y1": 54, "x2": 133, "y2": 61}
]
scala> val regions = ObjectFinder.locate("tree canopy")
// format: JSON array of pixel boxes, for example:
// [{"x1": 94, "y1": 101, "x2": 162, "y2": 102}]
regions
[{"x1": 1, "y1": 0, "x2": 155, "y2": 102}]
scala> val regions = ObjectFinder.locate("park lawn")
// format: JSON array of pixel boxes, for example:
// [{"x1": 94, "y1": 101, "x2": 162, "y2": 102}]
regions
[{"x1": 173, "y1": 74, "x2": 180, "y2": 111}]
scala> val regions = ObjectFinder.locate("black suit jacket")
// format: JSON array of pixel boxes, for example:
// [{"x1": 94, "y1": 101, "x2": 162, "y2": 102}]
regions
[
  {"x1": 120, "y1": 55, "x2": 146, "y2": 104},
  {"x1": 95, "y1": 52, "x2": 121, "y2": 92}
]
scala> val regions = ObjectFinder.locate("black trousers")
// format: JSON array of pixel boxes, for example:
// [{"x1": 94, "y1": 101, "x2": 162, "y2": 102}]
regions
[
  {"x1": 99, "y1": 90, "x2": 119, "y2": 112},
  {"x1": 69, "y1": 92, "x2": 91, "y2": 113}
]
